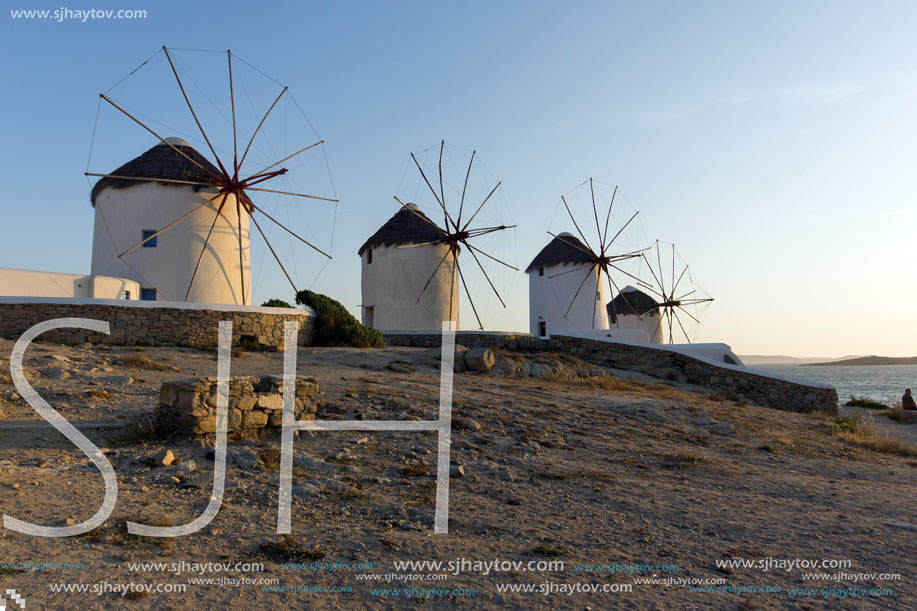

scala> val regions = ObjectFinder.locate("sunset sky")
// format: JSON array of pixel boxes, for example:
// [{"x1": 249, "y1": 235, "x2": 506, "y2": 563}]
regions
[{"x1": 2, "y1": 1, "x2": 915, "y2": 357}]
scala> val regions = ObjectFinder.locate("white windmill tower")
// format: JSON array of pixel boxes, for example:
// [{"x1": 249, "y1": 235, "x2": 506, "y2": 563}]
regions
[
  {"x1": 358, "y1": 204, "x2": 459, "y2": 331},
  {"x1": 90, "y1": 138, "x2": 251, "y2": 304},
  {"x1": 528, "y1": 179, "x2": 648, "y2": 338},
  {"x1": 526, "y1": 232, "x2": 609, "y2": 337},
  {"x1": 606, "y1": 285, "x2": 664, "y2": 343}
]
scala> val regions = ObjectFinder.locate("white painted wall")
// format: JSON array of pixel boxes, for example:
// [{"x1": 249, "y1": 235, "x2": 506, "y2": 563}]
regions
[
  {"x1": 0, "y1": 268, "x2": 139, "y2": 300},
  {"x1": 529, "y1": 262, "x2": 608, "y2": 338},
  {"x1": 613, "y1": 312, "x2": 664, "y2": 344},
  {"x1": 91, "y1": 182, "x2": 250, "y2": 304},
  {"x1": 360, "y1": 243, "x2": 459, "y2": 331}
]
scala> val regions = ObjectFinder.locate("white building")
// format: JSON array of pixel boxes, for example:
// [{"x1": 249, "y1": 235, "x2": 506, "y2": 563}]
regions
[
  {"x1": 90, "y1": 138, "x2": 250, "y2": 305},
  {"x1": 607, "y1": 285, "x2": 664, "y2": 344},
  {"x1": 0, "y1": 267, "x2": 139, "y2": 300},
  {"x1": 358, "y1": 204, "x2": 458, "y2": 331},
  {"x1": 526, "y1": 232, "x2": 608, "y2": 338}
]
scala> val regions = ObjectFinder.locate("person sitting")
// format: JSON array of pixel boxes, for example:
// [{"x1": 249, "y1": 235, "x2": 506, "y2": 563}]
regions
[{"x1": 903, "y1": 388, "x2": 917, "y2": 411}]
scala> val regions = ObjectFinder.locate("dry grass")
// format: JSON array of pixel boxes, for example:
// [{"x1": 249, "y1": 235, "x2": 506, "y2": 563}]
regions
[
  {"x1": 119, "y1": 354, "x2": 171, "y2": 371},
  {"x1": 833, "y1": 412, "x2": 917, "y2": 457}
]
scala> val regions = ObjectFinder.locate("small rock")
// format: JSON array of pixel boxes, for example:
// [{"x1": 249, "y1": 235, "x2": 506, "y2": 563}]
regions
[
  {"x1": 453, "y1": 417, "x2": 482, "y2": 432},
  {"x1": 150, "y1": 449, "x2": 175, "y2": 467},
  {"x1": 450, "y1": 465, "x2": 466, "y2": 478},
  {"x1": 42, "y1": 367, "x2": 71, "y2": 380},
  {"x1": 349, "y1": 437, "x2": 369, "y2": 445},
  {"x1": 98, "y1": 375, "x2": 133, "y2": 385}
]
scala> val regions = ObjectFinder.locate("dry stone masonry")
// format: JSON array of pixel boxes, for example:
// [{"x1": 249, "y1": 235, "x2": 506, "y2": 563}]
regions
[
  {"x1": 156, "y1": 375, "x2": 318, "y2": 435},
  {"x1": 549, "y1": 335, "x2": 838, "y2": 413},
  {"x1": 0, "y1": 300, "x2": 314, "y2": 349}
]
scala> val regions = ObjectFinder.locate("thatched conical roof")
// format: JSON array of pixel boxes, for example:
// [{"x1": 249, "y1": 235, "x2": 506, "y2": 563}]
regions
[
  {"x1": 358, "y1": 204, "x2": 447, "y2": 255},
  {"x1": 607, "y1": 286, "x2": 659, "y2": 323},
  {"x1": 525, "y1": 233, "x2": 595, "y2": 273},
  {"x1": 90, "y1": 139, "x2": 222, "y2": 206}
]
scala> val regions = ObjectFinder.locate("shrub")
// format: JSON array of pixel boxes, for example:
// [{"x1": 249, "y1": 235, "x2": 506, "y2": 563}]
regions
[
  {"x1": 261, "y1": 298, "x2": 294, "y2": 308},
  {"x1": 845, "y1": 395, "x2": 887, "y2": 409},
  {"x1": 295, "y1": 290, "x2": 384, "y2": 348}
]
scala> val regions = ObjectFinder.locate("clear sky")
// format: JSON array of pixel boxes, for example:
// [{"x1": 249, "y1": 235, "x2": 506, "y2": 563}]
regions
[{"x1": 2, "y1": 1, "x2": 916, "y2": 357}]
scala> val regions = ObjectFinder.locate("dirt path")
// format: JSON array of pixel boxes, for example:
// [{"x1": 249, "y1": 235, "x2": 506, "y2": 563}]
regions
[{"x1": 0, "y1": 341, "x2": 914, "y2": 609}]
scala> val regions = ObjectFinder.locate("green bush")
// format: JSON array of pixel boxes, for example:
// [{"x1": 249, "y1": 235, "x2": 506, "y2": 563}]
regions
[
  {"x1": 261, "y1": 298, "x2": 294, "y2": 308},
  {"x1": 295, "y1": 290, "x2": 384, "y2": 348},
  {"x1": 845, "y1": 395, "x2": 887, "y2": 409}
]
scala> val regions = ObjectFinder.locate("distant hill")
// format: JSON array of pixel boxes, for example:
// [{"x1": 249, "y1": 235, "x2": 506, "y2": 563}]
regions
[
  {"x1": 739, "y1": 355, "x2": 865, "y2": 365},
  {"x1": 804, "y1": 356, "x2": 917, "y2": 367}
]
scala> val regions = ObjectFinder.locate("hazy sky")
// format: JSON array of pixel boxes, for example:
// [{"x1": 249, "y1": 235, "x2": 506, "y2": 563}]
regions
[{"x1": 2, "y1": 1, "x2": 916, "y2": 357}]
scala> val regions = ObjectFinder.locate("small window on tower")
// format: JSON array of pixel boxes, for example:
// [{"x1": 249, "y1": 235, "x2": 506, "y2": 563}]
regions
[
  {"x1": 141, "y1": 288, "x2": 157, "y2": 301},
  {"x1": 367, "y1": 248, "x2": 373, "y2": 264},
  {"x1": 142, "y1": 230, "x2": 157, "y2": 248},
  {"x1": 538, "y1": 321, "x2": 546, "y2": 337},
  {"x1": 538, "y1": 267, "x2": 544, "y2": 276}
]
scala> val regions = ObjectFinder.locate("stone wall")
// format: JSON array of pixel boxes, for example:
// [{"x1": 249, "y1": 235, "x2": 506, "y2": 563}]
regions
[
  {"x1": 156, "y1": 375, "x2": 318, "y2": 435},
  {"x1": 384, "y1": 331, "x2": 543, "y2": 350},
  {"x1": 549, "y1": 335, "x2": 838, "y2": 413},
  {"x1": 0, "y1": 299, "x2": 314, "y2": 349}
]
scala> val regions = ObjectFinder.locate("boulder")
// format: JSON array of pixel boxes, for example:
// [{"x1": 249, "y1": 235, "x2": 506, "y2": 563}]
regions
[{"x1": 464, "y1": 348, "x2": 495, "y2": 373}]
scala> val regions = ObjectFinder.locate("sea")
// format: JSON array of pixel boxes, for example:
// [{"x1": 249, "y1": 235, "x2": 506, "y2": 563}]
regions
[{"x1": 751, "y1": 364, "x2": 917, "y2": 407}]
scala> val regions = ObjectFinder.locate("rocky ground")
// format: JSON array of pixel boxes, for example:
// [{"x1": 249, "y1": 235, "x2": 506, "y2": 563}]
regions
[{"x1": 0, "y1": 339, "x2": 915, "y2": 610}]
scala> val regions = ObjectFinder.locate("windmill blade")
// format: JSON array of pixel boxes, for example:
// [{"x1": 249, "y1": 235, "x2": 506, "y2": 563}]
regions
[
  {"x1": 674, "y1": 305, "x2": 701, "y2": 325},
  {"x1": 243, "y1": 140, "x2": 323, "y2": 183},
  {"x1": 466, "y1": 243, "x2": 518, "y2": 271},
  {"x1": 162, "y1": 46, "x2": 230, "y2": 179},
  {"x1": 235, "y1": 199, "x2": 246, "y2": 305},
  {"x1": 249, "y1": 209, "x2": 298, "y2": 294},
  {"x1": 118, "y1": 193, "x2": 221, "y2": 258},
  {"x1": 85, "y1": 173, "x2": 214, "y2": 189},
  {"x1": 601, "y1": 185, "x2": 618, "y2": 249},
  {"x1": 666, "y1": 307, "x2": 675, "y2": 344},
  {"x1": 460, "y1": 180, "x2": 501, "y2": 231},
  {"x1": 185, "y1": 193, "x2": 230, "y2": 301},
  {"x1": 656, "y1": 240, "x2": 666, "y2": 299},
  {"x1": 589, "y1": 178, "x2": 604, "y2": 255},
  {"x1": 548, "y1": 265, "x2": 590, "y2": 280},
  {"x1": 411, "y1": 151, "x2": 457, "y2": 232},
  {"x1": 464, "y1": 241, "x2": 507, "y2": 308},
  {"x1": 563, "y1": 264, "x2": 598, "y2": 319},
  {"x1": 607, "y1": 261, "x2": 648, "y2": 286},
  {"x1": 396, "y1": 240, "x2": 443, "y2": 249},
  {"x1": 605, "y1": 273, "x2": 620, "y2": 329},
  {"x1": 606, "y1": 211, "x2": 640, "y2": 250},
  {"x1": 548, "y1": 231, "x2": 596, "y2": 258},
  {"x1": 228, "y1": 49, "x2": 238, "y2": 171},
  {"x1": 641, "y1": 252, "x2": 666, "y2": 297},
  {"x1": 415, "y1": 248, "x2": 452, "y2": 304},
  {"x1": 247, "y1": 201, "x2": 331, "y2": 258},
  {"x1": 672, "y1": 264, "x2": 690, "y2": 296},
  {"x1": 454, "y1": 255, "x2": 484, "y2": 331},
  {"x1": 558, "y1": 195, "x2": 596, "y2": 254},
  {"x1": 672, "y1": 308, "x2": 693, "y2": 343},
  {"x1": 98, "y1": 94, "x2": 223, "y2": 184},
  {"x1": 244, "y1": 186, "x2": 337, "y2": 203},
  {"x1": 393, "y1": 196, "x2": 448, "y2": 236},
  {"x1": 238, "y1": 85, "x2": 288, "y2": 169},
  {"x1": 457, "y1": 149, "x2": 475, "y2": 228},
  {"x1": 466, "y1": 225, "x2": 517, "y2": 239},
  {"x1": 438, "y1": 141, "x2": 448, "y2": 230}
]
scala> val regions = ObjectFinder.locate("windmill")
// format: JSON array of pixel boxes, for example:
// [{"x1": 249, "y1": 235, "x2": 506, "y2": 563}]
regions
[
  {"x1": 634, "y1": 240, "x2": 714, "y2": 344},
  {"x1": 528, "y1": 178, "x2": 648, "y2": 336},
  {"x1": 86, "y1": 46, "x2": 336, "y2": 305},
  {"x1": 389, "y1": 140, "x2": 517, "y2": 331}
]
